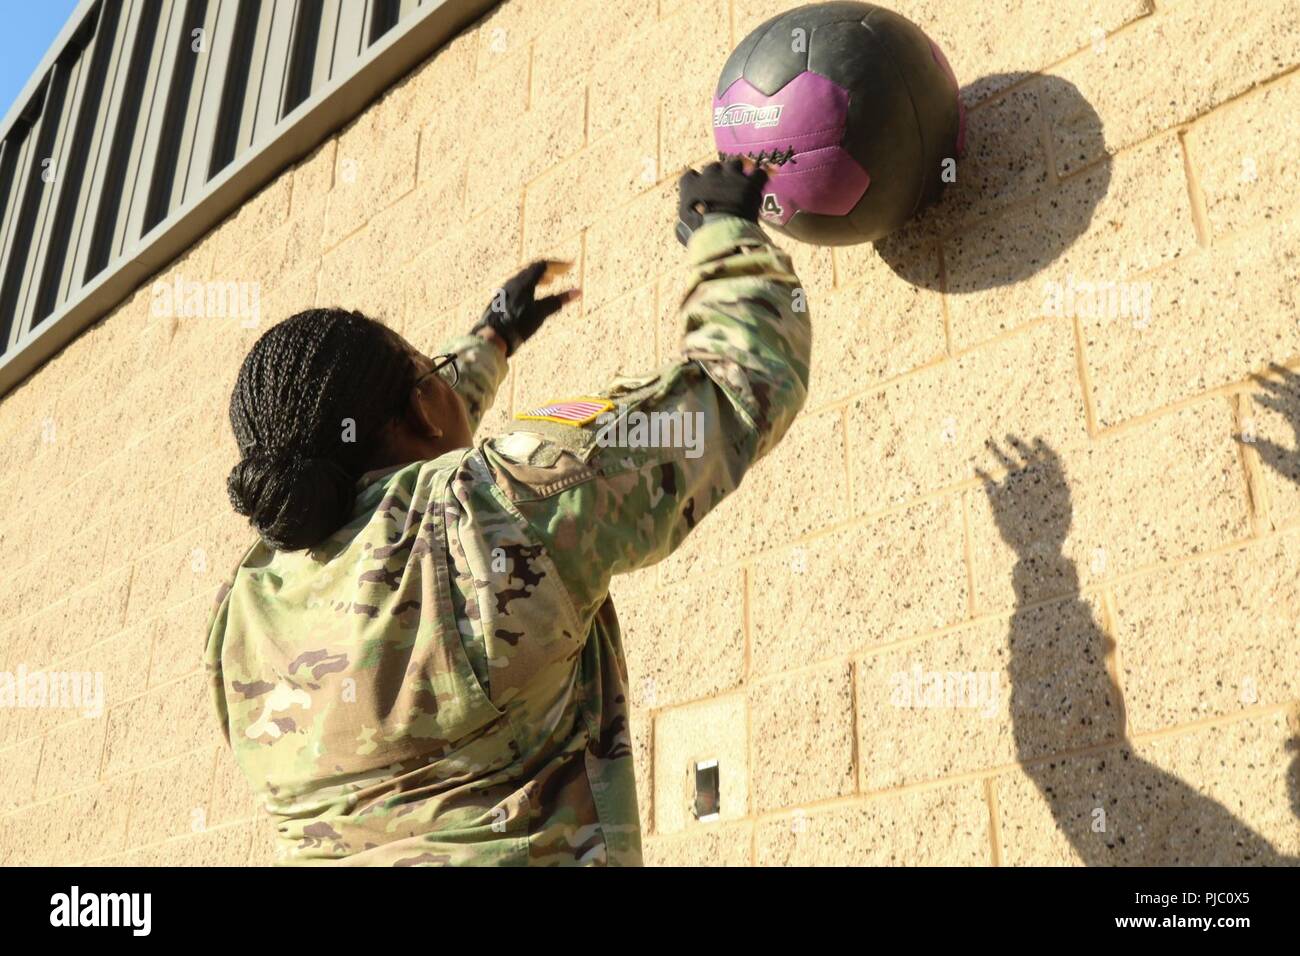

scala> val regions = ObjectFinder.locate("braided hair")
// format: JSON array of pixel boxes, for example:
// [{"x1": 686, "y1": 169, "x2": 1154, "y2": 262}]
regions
[{"x1": 227, "y1": 308, "x2": 417, "y2": 551}]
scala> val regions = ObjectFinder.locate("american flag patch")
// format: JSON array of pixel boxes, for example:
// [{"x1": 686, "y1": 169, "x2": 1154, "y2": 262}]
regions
[{"x1": 516, "y1": 398, "x2": 614, "y2": 426}]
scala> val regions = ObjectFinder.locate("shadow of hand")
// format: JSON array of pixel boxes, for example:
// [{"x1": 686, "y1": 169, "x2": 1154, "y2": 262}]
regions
[
  {"x1": 977, "y1": 435, "x2": 1072, "y2": 557},
  {"x1": 1247, "y1": 364, "x2": 1300, "y2": 485}
]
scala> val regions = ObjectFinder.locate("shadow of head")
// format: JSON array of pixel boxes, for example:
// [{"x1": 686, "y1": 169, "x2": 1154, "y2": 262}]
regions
[{"x1": 875, "y1": 72, "x2": 1111, "y2": 293}]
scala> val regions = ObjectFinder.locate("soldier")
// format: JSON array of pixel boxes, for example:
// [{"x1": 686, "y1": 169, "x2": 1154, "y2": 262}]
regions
[{"x1": 205, "y1": 160, "x2": 811, "y2": 865}]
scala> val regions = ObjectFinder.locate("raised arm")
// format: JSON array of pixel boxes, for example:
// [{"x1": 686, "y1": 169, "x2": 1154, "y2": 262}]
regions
[
  {"x1": 483, "y1": 198, "x2": 810, "y2": 618},
  {"x1": 435, "y1": 332, "x2": 507, "y2": 437},
  {"x1": 433, "y1": 261, "x2": 578, "y2": 437}
]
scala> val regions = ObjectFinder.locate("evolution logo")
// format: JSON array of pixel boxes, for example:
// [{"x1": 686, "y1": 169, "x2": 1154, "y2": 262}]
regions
[{"x1": 713, "y1": 102, "x2": 783, "y2": 129}]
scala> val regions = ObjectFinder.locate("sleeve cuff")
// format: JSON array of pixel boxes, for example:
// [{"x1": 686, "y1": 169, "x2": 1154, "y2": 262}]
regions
[
  {"x1": 444, "y1": 332, "x2": 507, "y2": 384},
  {"x1": 686, "y1": 215, "x2": 772, "y2": 264}
]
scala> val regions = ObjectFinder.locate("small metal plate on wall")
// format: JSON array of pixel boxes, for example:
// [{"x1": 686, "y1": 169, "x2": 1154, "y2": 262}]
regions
[{"x1": 692, "y1": 759, "x2": 720, "y2": 822}]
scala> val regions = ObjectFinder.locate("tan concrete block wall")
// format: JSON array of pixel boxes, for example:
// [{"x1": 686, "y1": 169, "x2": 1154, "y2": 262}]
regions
[{"x1": 0, "y1": 0, "x2": 1297, "y2": 865}]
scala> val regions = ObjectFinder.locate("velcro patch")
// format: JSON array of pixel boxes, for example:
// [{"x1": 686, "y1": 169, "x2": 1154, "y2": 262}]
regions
[{"x1": 516, "y1": 398, "x2": 614, "y2": 427}]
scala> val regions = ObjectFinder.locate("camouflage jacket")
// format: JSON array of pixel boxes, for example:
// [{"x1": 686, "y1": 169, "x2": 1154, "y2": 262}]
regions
[{"x1": 204, "y1": 217, "x2": 810, "y2": 865}]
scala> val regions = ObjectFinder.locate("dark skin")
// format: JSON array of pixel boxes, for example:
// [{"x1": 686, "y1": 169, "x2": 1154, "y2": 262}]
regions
[{"x1": 372, "y1": 260, "x2": 579, "y2": 468}]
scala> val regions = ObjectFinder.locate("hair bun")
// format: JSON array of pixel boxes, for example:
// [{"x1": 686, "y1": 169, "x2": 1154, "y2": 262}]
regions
[{"x1": 227, "y1": 450, "x2": 356, "y2": 551}]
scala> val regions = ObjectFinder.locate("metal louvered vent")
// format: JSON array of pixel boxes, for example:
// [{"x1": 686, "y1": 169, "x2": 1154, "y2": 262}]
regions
[{"x1": 0, "y1": 0, "x2": 493, "y2": 397}]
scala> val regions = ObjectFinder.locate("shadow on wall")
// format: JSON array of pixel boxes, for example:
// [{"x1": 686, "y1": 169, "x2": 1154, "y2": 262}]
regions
[
  {"x1": 860, "y1": 64, "x2": 1295, "y2": 863},
  {"x1": 876, "y1": 72, "x2": 1111, "y2": 292},
  {"x1": 978, "y1": 433, "x2": 1299, "y2": 865},
  {"x1": 1244, "y1": 365, "x2": 1300, "y2": 830}
]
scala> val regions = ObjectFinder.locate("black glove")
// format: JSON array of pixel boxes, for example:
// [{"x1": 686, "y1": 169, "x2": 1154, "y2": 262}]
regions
[
  {"x1": 471, "y1": 260, "x2": 575, "y2": 357},
  {"x1": 675, "y1": 159, "x2": 769, "y2": 246}
]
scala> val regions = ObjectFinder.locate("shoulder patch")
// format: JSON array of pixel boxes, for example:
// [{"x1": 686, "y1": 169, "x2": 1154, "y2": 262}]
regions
[{"x1": 516, "y1": 398, "x2": 614, "y2": 427}]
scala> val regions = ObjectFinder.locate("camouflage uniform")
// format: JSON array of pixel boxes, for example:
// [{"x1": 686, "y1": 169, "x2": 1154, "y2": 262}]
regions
[{"x1": 204, "y1": 217, "x2": 810, "y2": 865}]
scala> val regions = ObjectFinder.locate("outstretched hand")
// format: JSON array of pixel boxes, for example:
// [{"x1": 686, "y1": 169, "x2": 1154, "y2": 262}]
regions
[
  {"x1": 472, "y1": 260, "x2": 580, "y2": 357},
  {"x1": 976, "y1": 435, "x2": 1072, "y2": 555},
  {"x1": 1243, "y1": 363, "x2": 1300, "y2": 484}
]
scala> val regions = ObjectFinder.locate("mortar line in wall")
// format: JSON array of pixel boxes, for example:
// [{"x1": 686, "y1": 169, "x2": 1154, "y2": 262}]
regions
[
  {"x1": 928, "y1": 176, "x2": 1069, "y2": 247},
  {"x1": 1210, "y1": 206, "x2": 1300, "y2": 261},
  {"x1": 1016, "y1": 3, "x2": 1160, "y2": 97},
  {"x1": 801, "y1": 352, "x2": 956, "y2": 416},
  {"x1": 28, "y1": 662, "x2": 216, "y2": 744},
  {"x1": 10, "y1": 509, "x2": 243, "y2": 640},
  {"x1": 1088, "y1": 364, "x2": 1300, "y2": 443},
  {"x1": 652, "y1": 481, "x2": 1285, "y2": 632},
  {"x1": 1178, "y1": 128, "x2": 1211, "y2": 248},
  {"x1": 26, "y1": 737, "x2": 48, "y2": 817},
  {"x1": 822, "y1": 699, "x2": 1299, "y2": 813},
  {"x1": 1130, "y1": 699, "x2": 1298, "y2": 743},
  {"x1": 284, "y1": 162, "x2": 297, "y2": 226},
  {"x1": 93, "y1": 680, "x2": 114, "y2": 782},
  {"x1": 923, "y1": 115, "x2": 1127, "y2": 248},
  {"x1": 1230, "y1": 392, "x2": 1268, "y2": 537},
  {"x1": 1026, "y1": 194, "x2": 1300, "y2": 307},
  {"x1": 747, "y1": 761, "x2": 1041, "y2": 824},
  {"x1": 0, "y1": 740, "x2": 222, "y2": 823},
  {"x1": 26, "y1": 580, "x2": 159, "y2": 686},
  {"x1": 1070, "y1": 311, "x2": 1100, "y2": 438},
  {"x1": 730, "y1": 529, "x2": 1270, "y2": 693},
  {"x1": 414, "y1": 127, "x2": 425, "y2": 198},
  {"x1": 932, "y1": 75, "x2": 1289, "y2": 253},
  {"x1": 1173, "y1": 60, "x2": 1300, "y2": 140},
  {"x1": 886, "y1": 526, "x2": 1273, "y2": 638},
  {"x1": 983, "y1": 777, "x2": 1002, "y2": 866},
  {"x1": 1042, "y1": 67, "x2": 1300, "y2": 209},
  {"x1": 78, "y1": 815, "x2": 260, "y2": 867},
  {"x1": 321, "y1": 159, "x2": 421, "y2": 257}
]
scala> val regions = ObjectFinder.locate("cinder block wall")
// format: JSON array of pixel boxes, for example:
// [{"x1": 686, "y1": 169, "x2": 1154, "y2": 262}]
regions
[{"x1": 1, "y1": 0, "x2": 1297, "y2": 865}]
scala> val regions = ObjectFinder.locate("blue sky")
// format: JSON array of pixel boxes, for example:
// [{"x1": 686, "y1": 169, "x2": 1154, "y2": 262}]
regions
[{"x1": 0, "y1": 0, "x2": 81, "y2": 123}]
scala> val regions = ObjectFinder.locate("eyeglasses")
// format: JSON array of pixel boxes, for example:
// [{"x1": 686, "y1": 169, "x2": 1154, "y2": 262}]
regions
[{"x1": 414, "y1": 353, "x2": 459, "y2": 390}]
